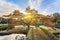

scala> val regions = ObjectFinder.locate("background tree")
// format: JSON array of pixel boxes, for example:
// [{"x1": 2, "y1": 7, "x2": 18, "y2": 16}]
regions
[{"x1": 53, "y1": 13, "x2": 60, "y2": 28}]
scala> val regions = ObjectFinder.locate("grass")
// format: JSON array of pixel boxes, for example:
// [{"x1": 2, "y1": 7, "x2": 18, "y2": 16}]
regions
[
  {"x1": 0, "y1": 25, "x2": 8, "y2": 31},
  {"x1": 27, "y1": 27, "x2": 59, "y2": 40}
]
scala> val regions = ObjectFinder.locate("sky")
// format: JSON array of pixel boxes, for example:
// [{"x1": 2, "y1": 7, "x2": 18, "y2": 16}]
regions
[{"x1": 0, "y1": 0, "x2": 60, "y2": 16}]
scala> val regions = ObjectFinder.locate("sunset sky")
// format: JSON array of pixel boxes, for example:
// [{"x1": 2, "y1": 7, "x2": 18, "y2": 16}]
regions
[{"x1": 0, "y1": 0, "x2": 60, "y2": 16}]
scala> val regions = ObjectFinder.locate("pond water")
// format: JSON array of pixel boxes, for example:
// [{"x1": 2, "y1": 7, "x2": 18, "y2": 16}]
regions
[{"x1": 0, "y1": 34, "x2": 26, "y2": 40}]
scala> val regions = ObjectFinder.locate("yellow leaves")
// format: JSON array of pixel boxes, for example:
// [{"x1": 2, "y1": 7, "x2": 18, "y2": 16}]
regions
[
  {"x1": 23, "y1": 13, "x2": 34, "y2": 23},
  {"x1": 4, "y1": 9, "x2": 55, "y2": 28}
]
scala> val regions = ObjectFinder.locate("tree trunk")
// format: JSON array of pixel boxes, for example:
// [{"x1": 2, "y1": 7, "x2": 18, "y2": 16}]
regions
[
  {"x1": 26, "y1": 24, "x2": 30, "y2": 35},
  {"x1": 28, "y1": 25, "x2": 30, "y2": 30}
]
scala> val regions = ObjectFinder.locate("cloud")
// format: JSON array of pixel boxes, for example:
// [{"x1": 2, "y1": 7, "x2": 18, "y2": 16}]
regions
[
  {"x1": 0, "y1": 0, "x2": 21, "y2": 16},
  {"x1": 28, "y1": 0, "x2": 60, "y2": 15},
  {"x1": 0, "y1": 0, "x2": 60, "y2": 16},
  {"x1": 41, "y1": 0, "x2": 60, "y2": 15},
  {"x1": 28, "y1": 0, "x2": 43, "y2": 10}
]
